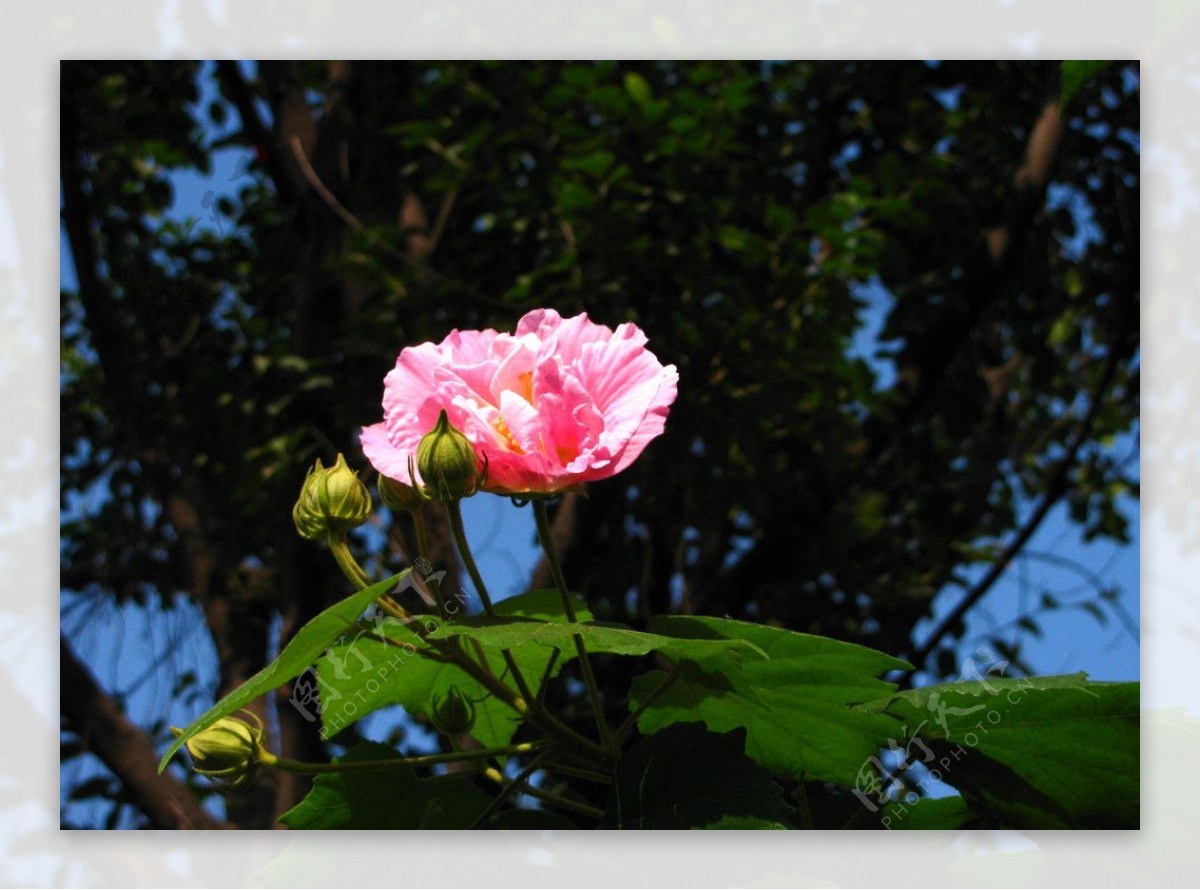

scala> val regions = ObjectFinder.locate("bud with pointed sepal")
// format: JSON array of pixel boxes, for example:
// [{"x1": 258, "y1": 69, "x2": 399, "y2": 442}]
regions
[
  {"x1": 171, "y1": 713, "x2": 267, "y2": 791},
  {"x1": 417, "y1": 410, "x2": 481, "y2": 502},
  {"x1": 292, "y1": 453, "x2": 372, "y2": 540},
  {"x1": 430, "y1": 685, "x2": 477, "y2": 737}
]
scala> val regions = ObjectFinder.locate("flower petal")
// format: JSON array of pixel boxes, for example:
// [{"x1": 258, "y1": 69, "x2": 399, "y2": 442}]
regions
[{"x1": 364, "y1": 311, "x2": 678, "y2": 495}]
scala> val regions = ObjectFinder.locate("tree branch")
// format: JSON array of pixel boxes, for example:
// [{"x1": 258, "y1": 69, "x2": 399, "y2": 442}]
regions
[
  {"x1": 60, "y1": 634, "x2": 229, "y2": 830},
  {"x1": 213, "y1": 60, "x2": 300, "y2": 204},
  {"x1": 906, "y1": 290, "x2": 1135, "y2": 672}
]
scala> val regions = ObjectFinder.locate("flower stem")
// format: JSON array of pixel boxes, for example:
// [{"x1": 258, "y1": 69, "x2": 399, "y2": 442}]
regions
[
  {"x1": 262, "y1": 741, "x2": 542, "y2": 774},
  {"x1": 446, "y1": 500, "x2": 496, "y2": 617},
  {"x1": 532, "y1": 498, "x2": 578, "y2": 620},
  {"x1": 533, "y1": 498, "x2": 612, "y2": 745},
  {"x1": 329, "y1": 533, "x2": 412, "y2": 619},
  {"x1": 445, "y1": 499, "x2": 538, "y2": 704},
  {"x1": 327, "y1": 533, "x2": 371, "y2": 589}
]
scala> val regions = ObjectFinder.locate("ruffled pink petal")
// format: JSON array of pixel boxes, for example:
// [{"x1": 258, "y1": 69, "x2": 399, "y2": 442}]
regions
[
  {"x1": 380, "y1": 343, "x2": 448, "y2": 429},
  {"x1": 600, "y1": 371, "x2": 678, "y2": 476},
  {"x1": 364, "y1": 311, "x2": 678, "y2": 495},
  {"x1": 361, "y1": 422, "x2": 421, "y2": 485}
]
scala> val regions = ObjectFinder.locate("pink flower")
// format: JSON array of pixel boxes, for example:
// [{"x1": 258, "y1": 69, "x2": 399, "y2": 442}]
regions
[{"x1": 362, "y1": 309, "x2": 679, "y2": 495}]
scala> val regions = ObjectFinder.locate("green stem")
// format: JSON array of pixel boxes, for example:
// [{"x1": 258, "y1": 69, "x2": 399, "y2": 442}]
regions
[
  {"x1": 445, "y1": 499, "x2": 536, "y2": 709},
  {"x1": 532, "y1": 498, "x2": 578, "y2": 620},
  {"x1": 330, "y1": 535, "x2": 410, "y2": 620},
  {"x1": 613, "y1": 669, "x2": 679, "y2": 745},
  {"x1": 328, "y1": 533, "x2": 371, "y2": 590},
  {"x1": 482, "y1": 766, "x2": 605, "y2": 821},
  {"x1": 533, "y1": 498, "x2": 612, "y2": 745},
  {"x1": 446, "y1": 500, "x2": 496, "y2": 616},
  {"x1": 535, "y1": 648, "x2": 562, "y2": 710},
  {"x1": 539, "y1": 759, "x2": 614, "y2": 785},
  {"x1": 468, "y1": 753, "x2": 547, "y2": 829},
  {"x1": 429, "y1": 638, "x2": 614, "y2": 766},
  {"x1": 263, "y1": 741, "x2": 542, "y2": 774}
]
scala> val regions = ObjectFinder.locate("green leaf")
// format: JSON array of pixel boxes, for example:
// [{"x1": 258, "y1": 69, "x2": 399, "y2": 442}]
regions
[
  {"x1": 717, "y1": 224, "x2": 748, "y2": 251},
  {"x1": 858, "y1": 673, "x2": 1139, "y2": 828},
  {"x1": 623, "y1": 72, "x2": 653, "y2": 107},
  {"x1": 628, "y1": 616, "x2": 909, "y2": 786},
  {"x1": 316, "y1": 589, "x2": 591, "y2": 749},
  {"x1": 428, "y1": 614, "x2": 767, "y2": 664},
  {"x1": 881, "y1": 795, "x2": 971, "y2": 830},
  {"x1": 158, "y1": 571, "x2": 409, "y2": 773},
  {"x1": 1060, "y1": 61, "x2": 1114, "y2": 110},
  {"x1": 561, "y1": 150, "x2": 616, "y2": 179},
  {"x1": 277, "y1": 742, "x2": 491, "y2": 829},
  {"x1": 603, "y1": 723, "x2": 793, "y2": 829},
  {"x1": 556, "y1": 180, "x2": 597, "y2": 213}
]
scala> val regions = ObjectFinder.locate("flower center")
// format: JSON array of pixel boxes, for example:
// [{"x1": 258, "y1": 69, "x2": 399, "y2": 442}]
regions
[{"x1": 492, "y1": 415, "x2": 525, "y2": 455}]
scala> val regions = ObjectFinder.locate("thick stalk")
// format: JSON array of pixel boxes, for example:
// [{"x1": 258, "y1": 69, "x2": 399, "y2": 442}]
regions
[
  {"x1": 327, "y1": 534, "x2": 371, "y2": 589},
  {"x1": 328, "y1": 534, "x2": 409, "y2": 620}
]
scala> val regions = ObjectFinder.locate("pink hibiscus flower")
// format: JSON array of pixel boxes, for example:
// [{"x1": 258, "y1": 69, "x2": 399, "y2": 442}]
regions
[{"x1": 361, "y1": 309, "x2": 679, "y2": 496}]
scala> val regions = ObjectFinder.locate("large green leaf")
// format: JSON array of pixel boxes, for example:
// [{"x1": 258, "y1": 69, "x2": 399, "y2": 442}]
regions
[
  {"x1": 603, "y1": 723, "x2": 793, "y2": 829},
  {"x1": 427, "y1": 614, "x2": 768, "y2": 663},
  {"x1": 857, "y1": 673, "x2": 1139, "y2": 828},
  {"x1": 628, "y1": 616, "x2": 909, "y2": 786},
  {"x1": 315, "y1": 589, "x2": 591, "y2": 749},
  {"x1": 277, "y1": 742, "x2": 492, "y2": 829},
  {"x1": 158, "y1": 571, "x2": 409, "y2": 772}
]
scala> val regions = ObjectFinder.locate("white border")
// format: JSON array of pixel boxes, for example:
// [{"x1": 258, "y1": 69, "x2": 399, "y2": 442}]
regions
[{"x1": 9, "y1": 1, "x2": 1190, "y2": 886}]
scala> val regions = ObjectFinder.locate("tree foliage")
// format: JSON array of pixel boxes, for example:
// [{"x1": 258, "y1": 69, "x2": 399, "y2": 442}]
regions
[{"x1": 60, "y1": 60, "x2": 1139, "y2": 829}]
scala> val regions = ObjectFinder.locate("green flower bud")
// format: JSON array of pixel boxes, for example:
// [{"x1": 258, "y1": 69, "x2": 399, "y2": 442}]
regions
[
  {"x1": 292, "y1": 453, "x2": 372, "y2": 540},
  {"x1": 417, "y1": 410, "x2": 480, "y2": 502},
  {"x1": 172, "y1": 713, "x2": 266, "y2": 791},
  {"x1": 378, "y1": 474, "x2": 425, "y2": 513},
  {"x1": 430, "y1": 686, "x2": 476, "y2": 737}
]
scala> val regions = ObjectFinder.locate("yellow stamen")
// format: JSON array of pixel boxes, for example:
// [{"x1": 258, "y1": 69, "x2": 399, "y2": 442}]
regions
[{"x1": 492, "y1": 415, "x2": 525, "y2": 454}]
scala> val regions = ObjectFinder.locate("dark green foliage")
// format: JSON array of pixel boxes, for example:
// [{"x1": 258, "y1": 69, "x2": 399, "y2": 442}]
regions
[{"x1": 603, "y1": 724, "x2": 794, "y2": 829}]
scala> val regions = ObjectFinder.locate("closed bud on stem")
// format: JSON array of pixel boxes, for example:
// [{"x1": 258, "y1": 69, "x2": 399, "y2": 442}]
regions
[
  {"x1": 417, "y1": 410, "x2": 480, "y2": 502},
  {"x1": 430, "y1": 686, "x2": 476, "y2": 737},
  {"x1": 378, "y1": 474, "x2": 425, "y2": 513},
  {"x1": 293, "y1": 453, "x2": 372, "y2": 540},
  {"x1": 172, "y1": 713, "x2": 268, "y2": 791}
]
